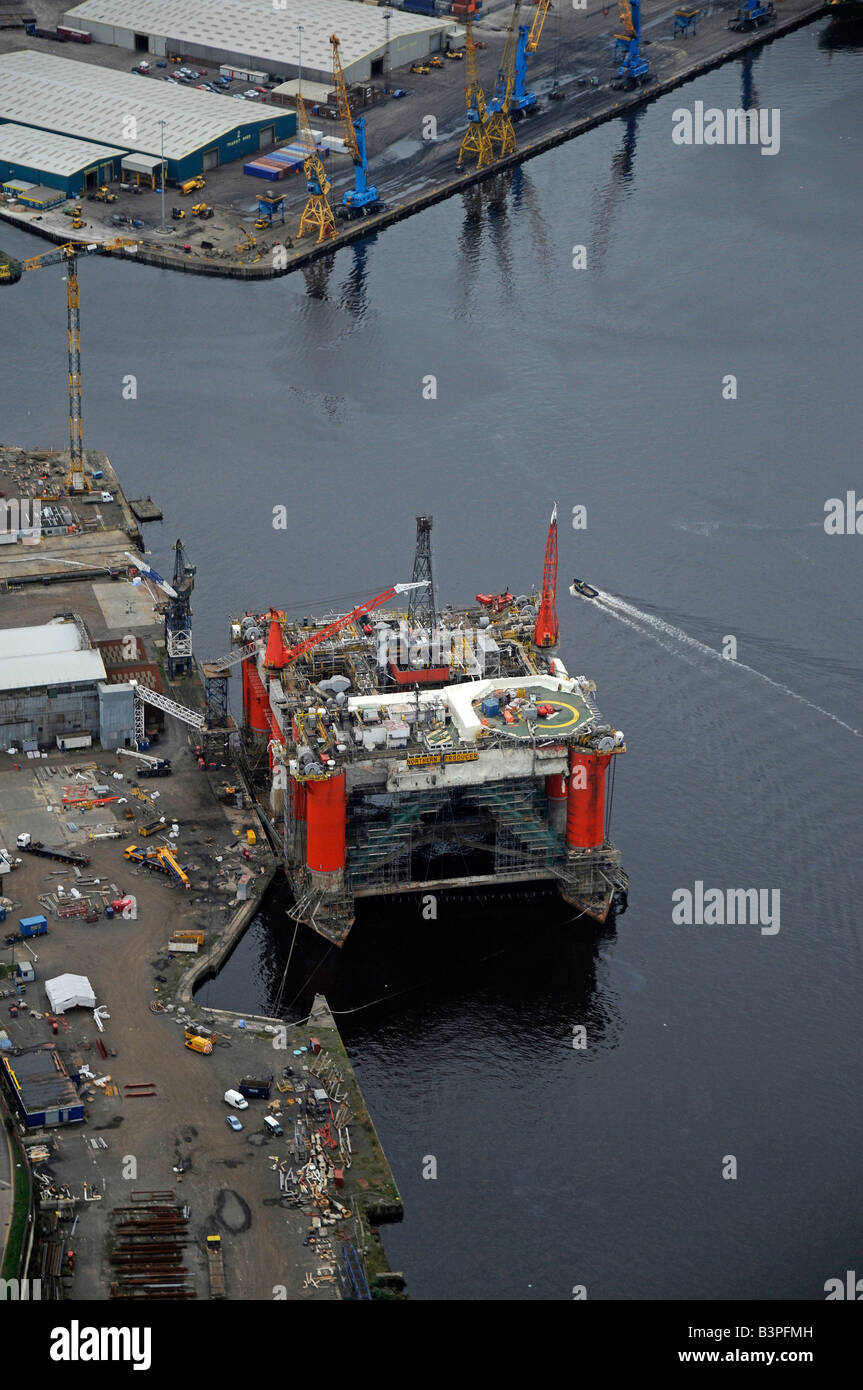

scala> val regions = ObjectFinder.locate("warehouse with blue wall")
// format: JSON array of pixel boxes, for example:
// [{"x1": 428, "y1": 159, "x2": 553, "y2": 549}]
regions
[{"x1": 0, "y1": 50, "x2": 296, "y2": 184}]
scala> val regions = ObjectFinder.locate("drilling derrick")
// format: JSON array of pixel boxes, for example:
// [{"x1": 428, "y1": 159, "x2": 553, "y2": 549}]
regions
[
  {"x1": 533, "y1": 503, "x2": 559, "y2": 649},
  {"x1": 407, "y1": 515, "x2": 437, "y2": 633}
]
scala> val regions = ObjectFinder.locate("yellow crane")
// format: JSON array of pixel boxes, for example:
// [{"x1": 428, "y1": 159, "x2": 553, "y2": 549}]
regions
[
  {"x1": 297, "y1": 95, "x2": 336, "y2": 242},
  {"x1": 527, "y1": 0, "x2": 553, "y2": 51},
  {"x1": 457, "y1": 18, "x2": 494, "y2": 171},
  {"x1": 0, "y1": 239, "x2": 135, "y2": 494},
  {"x1": 486, "y1": 0, "x2": 523, "y2": 159},
  {"x1": 1, "y1": 238, "x2": 137, "y2": 492}
]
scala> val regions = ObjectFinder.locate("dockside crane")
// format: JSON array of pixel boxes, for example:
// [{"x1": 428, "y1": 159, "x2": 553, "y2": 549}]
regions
[
  {"x1": 486, "y1": 0, "x2": 523, "y2": 158},
  {"x1": 533, "y1": 503, "x2": 559, "y2": 650},
  {"x1": 0, "y1": 238, "x2": 136, "y2": 492},
  {"x1": 611, "y1": 0, "x2": 650, "y2": 90},
  {"x1": 457, "y1": 18, "x2": 494, "y2": 171},
  {"x1": 330, "y1": 33, "x2": 384, "y2": 219},
  {"x1": 296, "y1": 95, "x2": 336, "y2": 242},
  {"x1": 511, "y1": 0, "x2": 552, "y2": 114},
  {"x1": 728, "y1": 0, "x2": 774, "y2": 30}
]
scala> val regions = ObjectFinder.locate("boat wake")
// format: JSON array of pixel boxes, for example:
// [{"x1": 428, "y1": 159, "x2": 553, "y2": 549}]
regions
[{"x1": 586, "y1": 590, "x2": 862, "y2": 739}]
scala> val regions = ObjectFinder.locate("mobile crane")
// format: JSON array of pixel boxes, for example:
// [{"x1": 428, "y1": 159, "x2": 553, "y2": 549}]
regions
[
  {"x1": 115, "y1": 747, "x2": 173, "y2": 777},
  {"x1": 330, "y1": 33, "x2": 384, "y2": 219},
  {"x1": 611, "y1": 0, "x2": 651, "y2": 90},
  {"x1": 0, "y1": 238, "x2": 136, "y2": 492},
  {"x1": 486, "y1": 0, "x2": 523, "y2": 157}
]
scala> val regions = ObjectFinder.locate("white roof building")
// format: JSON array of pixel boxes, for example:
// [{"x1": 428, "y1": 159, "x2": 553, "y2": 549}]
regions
[
  {"x1": 0, "y1": 123, "x2": 126, "y2": 177},
  {"x1": 63, "y1": 0, "x2": 453, "y2": 84},
  {"x1": 0, "y1": 50, "x2": 289, "y2": 166},
  {"x1": 0, "y1": 619, "x2": 107, "y2": 694}
]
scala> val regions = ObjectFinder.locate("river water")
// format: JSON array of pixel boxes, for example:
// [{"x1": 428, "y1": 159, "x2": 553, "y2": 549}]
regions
[{"x1": 2, "y1": 19, "x2": 861, "y2": 1300}]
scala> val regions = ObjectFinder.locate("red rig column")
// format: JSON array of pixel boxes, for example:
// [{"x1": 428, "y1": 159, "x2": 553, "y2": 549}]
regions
[
  {"x1": 545, "y1": 773, "x2": 568, "y2": 836},
  {"x1": 305, "y1": 773, "x2": 347, "y2": 883},
  {"x1": 566, "y1": 750, "x2": 612, "y2": 849}
]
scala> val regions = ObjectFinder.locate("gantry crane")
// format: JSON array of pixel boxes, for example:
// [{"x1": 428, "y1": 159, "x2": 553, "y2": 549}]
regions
[
  {"x1": 330, "y1": 33, "x2": 384, "y2": 219},
  {"x1": 296, "y1": 94, "x2": 336, "y2": 242},
  {"x1": 612, "y1": 0, "x2": 650, "y2": 89},
  {"x1": 457, "y1": 18, "x2": 494, "y2": 171},
  {"x1": 0, "y1": 238, "x2": 136, "y2": 492},
  {"x1": 486, "y1": 0, "x2": 523, "y2": 158}
]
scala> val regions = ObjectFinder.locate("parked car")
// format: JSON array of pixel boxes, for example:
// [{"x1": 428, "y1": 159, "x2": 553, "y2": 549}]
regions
[
  {"x1": 391, "y1": 88, "x2": 410, "y2": 99},
  {"x1": 226, "y1": 1115, "x2": 243, "y2": 1131}
]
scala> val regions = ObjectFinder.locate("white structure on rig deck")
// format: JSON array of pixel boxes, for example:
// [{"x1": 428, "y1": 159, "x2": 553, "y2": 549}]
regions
[{"x1": 63, "y1": 0, "x2": 454, "y2": 84}]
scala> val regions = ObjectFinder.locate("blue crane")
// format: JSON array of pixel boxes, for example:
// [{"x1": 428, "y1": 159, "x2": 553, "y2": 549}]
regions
[
  {"x1": 728, "y1": 0, "x2": 775, "y2": 30},
  {"x1": 611, "y1": 0, "x2": 651, "y2": 89},
  {"x1": 331, "y1": 33, "x2": 384, "y2": 218}
]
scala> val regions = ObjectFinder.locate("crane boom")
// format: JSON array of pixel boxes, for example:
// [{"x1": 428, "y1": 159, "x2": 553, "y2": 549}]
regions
[
  {"x1": 533, "y1": 503, "x2": 559, "y2": 649},
  {"x1": 280, "y1": 582, "x2": 427, "y2": 667},
  {"x1": 527, "y1": 0, "x2": 552, "y2": 50},
  {"x1": 330, "y1": 34, "x2": 360, "y2": 164},
  {"x1": 6, "y1": 238, "x2": 136, "y2": 492}
]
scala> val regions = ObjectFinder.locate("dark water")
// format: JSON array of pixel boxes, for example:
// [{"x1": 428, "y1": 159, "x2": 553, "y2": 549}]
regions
[{"x1": 3, "y1": 21, "x2": 862, "y2": 1299}]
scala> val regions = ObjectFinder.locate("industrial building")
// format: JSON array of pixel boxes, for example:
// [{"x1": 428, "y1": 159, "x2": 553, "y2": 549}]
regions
[
  {"x1": 0, "y1": 123, "x2": 126, "y2": 197},
  {"x1": 0, "y1": 50, "x2": 296, "y2": 182},
  {"x1": 62, "y1": 0, "x2": 454, "y2": 85},
  {"x1": 0, "y1": 616, "x2": 136, "y2": 750},
  {"x1": 1, "y1": 1044, "x2": 84, "y2": 1129}
]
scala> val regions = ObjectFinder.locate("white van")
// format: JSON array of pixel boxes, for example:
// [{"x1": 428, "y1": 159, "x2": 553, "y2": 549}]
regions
[
  {"x1": 263, "y1": 1115, "x2": 283, "y2": 1136},
  {"x1": 223, "y1": 1089, "x2": 248, "y2": 1110}
]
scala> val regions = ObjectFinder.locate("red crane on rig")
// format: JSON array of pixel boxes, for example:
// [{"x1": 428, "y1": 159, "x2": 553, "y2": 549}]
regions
[
  {"x1": 533, "y1": 503, "x2": 559, "y2": 649},
  {"x1": 262, "y1": 581, "x2": 426, "y2": 670}
]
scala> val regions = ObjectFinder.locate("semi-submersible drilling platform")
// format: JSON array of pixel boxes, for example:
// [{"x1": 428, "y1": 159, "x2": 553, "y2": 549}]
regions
[{"x1": 229, "y1": 509, "x2": 629, "y2": 945}]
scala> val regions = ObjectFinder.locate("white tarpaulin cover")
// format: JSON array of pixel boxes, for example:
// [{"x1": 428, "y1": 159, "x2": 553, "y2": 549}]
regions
[{"x1": 45, "y1": 973, "x2": 97, "y2": 1014}]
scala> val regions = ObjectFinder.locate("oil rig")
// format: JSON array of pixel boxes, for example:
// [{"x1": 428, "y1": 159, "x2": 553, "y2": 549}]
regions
[{"x1": 227, "y1": 509, "x2": 629, "y2": 945}]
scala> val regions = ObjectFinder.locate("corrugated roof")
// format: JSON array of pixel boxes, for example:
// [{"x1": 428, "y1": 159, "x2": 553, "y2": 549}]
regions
[
  {"x1": 0, "y1": 50, "x2": 284, "y2": 159},
  {"x1": 0, "y1": 648, "x2": 107, "y2": 693},
  {"x1": 0, "y1": 123, "x2": 126, "y2": 176},
  {"x1": 1, "y1": 621, "x2": 83, "y2": 658},
  {"x1": 63, "y1": 0, "x2": 451, "y2": 72}
]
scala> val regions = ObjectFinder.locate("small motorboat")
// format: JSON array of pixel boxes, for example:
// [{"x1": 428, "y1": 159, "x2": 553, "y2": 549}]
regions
[{"x1": 570, "y1": 578, "x2": 599, "y2": 598}]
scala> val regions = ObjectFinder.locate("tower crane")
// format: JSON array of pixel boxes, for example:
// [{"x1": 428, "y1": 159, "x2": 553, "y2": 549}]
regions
[
  {"x1": 457, "y1": 18, "x2": 494, "y2": 171},
  {"x1": 533, "y1": 503, "x2": 559, "y2": 650},
  {"x1": 330, "y1": 33, "x2": 384, "y2": 219},
  {"x1": 0, "y1": 238, "x2": 136, "y2": 492},
  {"x1": 611, "y1": 0, "x2": 650, "y2": 89},
  {"x1": 296, "y1": 95, "x2": 336, "y2": 242},
  {"x1": 486, "y1": 0, "x2": 523, "y2": 158}
]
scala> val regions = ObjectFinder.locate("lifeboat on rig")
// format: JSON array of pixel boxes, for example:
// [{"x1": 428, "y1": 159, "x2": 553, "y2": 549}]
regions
[{"x1": 476, "y1": 591, "x2": 514, "y2": 613}]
